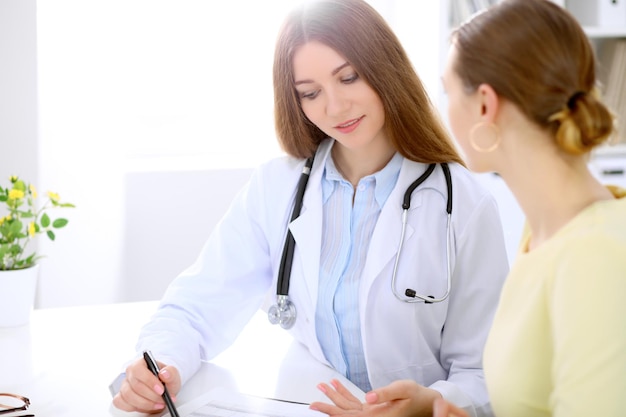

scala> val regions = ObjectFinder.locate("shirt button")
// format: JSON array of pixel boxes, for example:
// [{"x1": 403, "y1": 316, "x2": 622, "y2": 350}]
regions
[{"x1": 358, "y1": 184, "x2": 366, "y2": 191}]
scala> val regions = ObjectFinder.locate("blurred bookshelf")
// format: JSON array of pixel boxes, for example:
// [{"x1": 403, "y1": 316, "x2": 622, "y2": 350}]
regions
[
  {"x1": 448, "y1": 0, "x2": 497, "y2": 28},
  {"x1": 564, "y1": 0, "x2": 626, "y2": 148}
]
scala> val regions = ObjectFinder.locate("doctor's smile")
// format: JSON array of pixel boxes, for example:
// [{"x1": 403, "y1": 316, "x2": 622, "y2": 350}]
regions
[{"x1": 334, "y1": 116, "x2": 364, "y2": 134}]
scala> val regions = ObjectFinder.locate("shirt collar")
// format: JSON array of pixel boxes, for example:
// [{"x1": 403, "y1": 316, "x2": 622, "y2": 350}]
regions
[
  {"x1": 374, "y1": 152, "x2": 402, "y2": 206},
  {"x1": 322, "y1": 148, "x2": 402, "y2": 207}
]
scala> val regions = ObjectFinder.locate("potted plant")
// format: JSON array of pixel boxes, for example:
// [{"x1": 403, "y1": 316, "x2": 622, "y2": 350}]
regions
[{"x1": 0, "y1": 175, "x2": 74, "y2": 327}]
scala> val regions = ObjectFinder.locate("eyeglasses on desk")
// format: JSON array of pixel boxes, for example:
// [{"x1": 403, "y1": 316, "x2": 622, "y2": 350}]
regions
[{"x1": 0, "y1": 393, "x2": 33, "y2": 416}]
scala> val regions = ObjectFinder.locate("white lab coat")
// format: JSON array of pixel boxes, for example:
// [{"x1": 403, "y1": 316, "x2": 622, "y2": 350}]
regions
[{"x1": 136, "y1": 139, "x2": 509, "y2": 417}]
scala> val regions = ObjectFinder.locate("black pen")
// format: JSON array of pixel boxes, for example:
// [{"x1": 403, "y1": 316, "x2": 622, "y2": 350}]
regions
[{"x1": 143, "y1": 350, "x2": 181, "y2": 417}]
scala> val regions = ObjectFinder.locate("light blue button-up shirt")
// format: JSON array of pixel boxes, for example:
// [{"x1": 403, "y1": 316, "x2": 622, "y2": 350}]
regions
[{"x1": 315, "y1": 151, "x2": 402, "y2": 392}]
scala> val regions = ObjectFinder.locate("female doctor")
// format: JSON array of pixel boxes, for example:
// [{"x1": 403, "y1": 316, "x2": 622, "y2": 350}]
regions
[{"x1": 112, "y1": 0, "x2": 509, "y2": 416}]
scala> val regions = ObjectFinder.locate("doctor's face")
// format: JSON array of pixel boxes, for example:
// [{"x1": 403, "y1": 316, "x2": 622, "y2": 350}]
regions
[{"x1": 292, "y1": 41, "x2": 387, "y2": 153}]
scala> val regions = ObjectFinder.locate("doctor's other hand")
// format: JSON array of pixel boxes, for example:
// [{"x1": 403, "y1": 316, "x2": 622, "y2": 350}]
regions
[
  {"x1": 310, "y1": 379, "x2": 442, "y2": 417},
  {"x1": 112, "y1": 357, "x2": 181, "y2": 414},
  {"x1": 432, "y1": 398, "x2": 470, "y2": 417}
]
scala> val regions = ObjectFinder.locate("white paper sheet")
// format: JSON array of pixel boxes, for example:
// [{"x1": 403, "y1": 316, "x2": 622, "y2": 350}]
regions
[{"x1": 175, "y1": 387, "x2": 325, "y2": 417}]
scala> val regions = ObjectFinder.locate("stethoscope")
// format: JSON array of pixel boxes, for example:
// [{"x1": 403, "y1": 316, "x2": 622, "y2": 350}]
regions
[{"x1": 268, "y1": 157, "x2": 453, "y2": 329}]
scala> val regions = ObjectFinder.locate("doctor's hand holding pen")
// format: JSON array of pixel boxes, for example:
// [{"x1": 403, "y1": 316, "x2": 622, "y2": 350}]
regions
[
  {"x1": 112, "y1": 356, "x2": 181, "y2": 414},
  {"x1": 310, "y1": 379, "x2": 443, "y2": 417}
]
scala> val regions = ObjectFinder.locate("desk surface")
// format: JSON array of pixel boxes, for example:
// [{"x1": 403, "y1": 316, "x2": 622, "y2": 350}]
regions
[{"x1": 0, "y1": 301, "x2": 360, "y2": 417}]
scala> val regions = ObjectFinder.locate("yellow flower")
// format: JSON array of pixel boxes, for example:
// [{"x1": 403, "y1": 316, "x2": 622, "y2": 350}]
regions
[
  {"x1": 47, "y1": 191, "x2": 60, "y2": 202},
  {"x1": 8, "y1": 189, "x2": 24, "y2": 200},
  {"x1": 1, "y1": 176, "x2": 74, "y2": 270}
]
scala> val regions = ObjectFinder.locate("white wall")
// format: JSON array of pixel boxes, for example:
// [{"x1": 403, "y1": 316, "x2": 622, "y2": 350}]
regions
[
  {"x1": 34, "y1": 1, "x2": 291, "y2": 307},
  {"x1": 4, "y1": 1, "x2": 532, "y2": 306},
  {"x1": 30, "y1": 0, "x2": 445, "y2": 307},
  {"x1": 119, "y1": 167, "x2": 253, "y2": 301},
  {"x1": 6, "y1": 1, "x2": 529, "y2": 307},
  {"x1": 0, "y1": 0, "x2": 38, "y2": 207},
  {"x1": 0, "y1": 0, "x2": 41, "y2": 288}
]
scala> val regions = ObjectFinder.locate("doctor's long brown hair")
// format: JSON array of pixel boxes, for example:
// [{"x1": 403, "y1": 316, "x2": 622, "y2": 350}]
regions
[{"x1": 273, "y1": 0, "x2": 464, "y2": 165}]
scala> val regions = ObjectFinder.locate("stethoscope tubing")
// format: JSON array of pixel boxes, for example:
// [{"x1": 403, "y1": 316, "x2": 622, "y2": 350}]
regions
[
  {"x1": 391, "y1": 212, "x2": 452, "y2": 303},
  {"x1": 391, "y1": 163, "x2": 453, "y2": 303},
  {"x1": 270, "y1": 159, "x2": 453, "y2": 329},
  {"x1": 276, "y1": 156, "x2": 314, "y2": 296}
]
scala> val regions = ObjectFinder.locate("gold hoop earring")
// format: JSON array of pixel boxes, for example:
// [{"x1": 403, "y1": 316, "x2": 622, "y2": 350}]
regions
[{"x1": 469, "y1": 122, "x2": 501, "y2": 153}]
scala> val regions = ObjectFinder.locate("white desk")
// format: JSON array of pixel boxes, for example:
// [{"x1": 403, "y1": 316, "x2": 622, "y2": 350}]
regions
[{"x1": 0, "y1": 301, "x2": 361, "y2": 417}]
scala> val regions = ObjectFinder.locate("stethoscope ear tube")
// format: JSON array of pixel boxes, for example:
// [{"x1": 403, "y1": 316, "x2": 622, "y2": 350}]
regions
[
  {"x1": 402, "y1": 163, "x2": 436, "y2": 209},
  {"x1": 441, "y1": 162, "x2": 452, "y2": 215}
]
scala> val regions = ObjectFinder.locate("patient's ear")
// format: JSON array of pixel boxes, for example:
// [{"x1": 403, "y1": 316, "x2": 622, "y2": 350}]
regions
[{"x1": 476, "y1": 83, "x2": 499, "y2": 122}]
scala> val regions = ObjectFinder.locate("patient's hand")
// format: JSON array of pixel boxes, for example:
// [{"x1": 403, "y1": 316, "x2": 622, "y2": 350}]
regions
[{"x1": 310, "y1": 379, "x2": 442, "y2": 417}]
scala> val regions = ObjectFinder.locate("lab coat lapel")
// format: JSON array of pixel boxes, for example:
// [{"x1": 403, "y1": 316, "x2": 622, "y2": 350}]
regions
[
  {"x1": 361, "y1": 160, "x2": 423, "y2": 293},
  {"x1": 288, "y1": 143, "x2": 331, "y2": 311},
  {"x1": 289, "y1": 189, "x2": 322, "y2": 309}
]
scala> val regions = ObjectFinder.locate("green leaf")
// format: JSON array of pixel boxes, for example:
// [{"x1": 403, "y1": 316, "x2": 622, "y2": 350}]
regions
[
  {"x1": 41, "y1": 213, "x2": 50, "y2": 227},
  {"x1": 52, "y1": 218, "x2": 68, "y2": 228},
  {"x1": 9, "y1": 220, "x2": 22, "y2": 235},
  {"x1": 0, "y1": 195, "x2": 7, "y2": 202},
  {"x1": 23, "y1": 253, "x2": 36, "y2": 268},
  {"x1": 47, "y1": 230, "x2": 56, "y2": 241},
  {"x1": 60, "y1": 203, "x2": 76, "y2": 208},
  {"x1": 9, "y1": 244, "x2": 22, "y2": 255},
  {"x1": 19, "y1": 210, "x2": 34, "y2": 218}
]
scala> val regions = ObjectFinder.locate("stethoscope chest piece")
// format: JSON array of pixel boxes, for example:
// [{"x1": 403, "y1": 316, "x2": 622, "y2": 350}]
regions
[{"x1": 268, "y1": 294, "x2": 296, "y2": 329}]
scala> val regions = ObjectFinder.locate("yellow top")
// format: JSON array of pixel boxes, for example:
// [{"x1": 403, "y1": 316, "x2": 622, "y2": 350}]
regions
[{"x1": 484, "y1": 187, "x2": 626, "y2": 417}]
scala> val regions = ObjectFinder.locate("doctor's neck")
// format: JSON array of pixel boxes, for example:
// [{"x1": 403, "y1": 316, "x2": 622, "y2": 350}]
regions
[{"x1": 331, "y1": 141, "x2": 395, "y2": 188}]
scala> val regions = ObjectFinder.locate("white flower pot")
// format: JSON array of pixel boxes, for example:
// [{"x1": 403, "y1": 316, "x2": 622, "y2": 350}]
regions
[{"x1": 0, "y1": 264, "x2": 39, "y2": 327}]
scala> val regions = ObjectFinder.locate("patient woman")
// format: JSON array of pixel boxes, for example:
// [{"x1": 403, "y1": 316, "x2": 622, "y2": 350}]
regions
[{"x1": 312, "y1": 0, "x2": 626, "y2": 416}]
